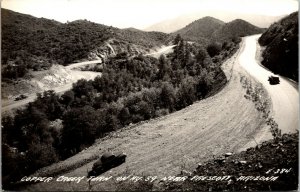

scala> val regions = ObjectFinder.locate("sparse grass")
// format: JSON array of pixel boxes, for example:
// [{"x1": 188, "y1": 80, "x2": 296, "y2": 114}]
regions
[{"x1": 240, "y1": 76, "x2": 281, "y2": 139}]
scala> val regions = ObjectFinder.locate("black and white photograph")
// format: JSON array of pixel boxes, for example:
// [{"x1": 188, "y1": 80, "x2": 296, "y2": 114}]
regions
[{"x1": 1, "y1": 0, "x2": 299, "y2": 191}]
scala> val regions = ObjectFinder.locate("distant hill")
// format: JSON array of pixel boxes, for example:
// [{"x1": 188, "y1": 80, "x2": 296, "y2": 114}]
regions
[
  {"x1": 145, "y1": 15, "x2": 197, "y2": 33},
  {"x1": 212, "y1": 19, "x2": 264, "y2": 41},
  {"x1": 173, "y1": 16, "x2": 225, "y2": 44},
  {"x1": 172, "y1": 17, "x2": 263, "y2": 45},
  {"x1": 258, "y1": 12, "x2": 298, "y2": 81},
  {"x1": 1, "y1": 8, "x2": 169, "y2": 79},
  {"x1": 144, "y1": 11, "x2": 284, "y2": 33},
  {"x1": 1, "y1": 7, "x2": 62, "y2": 30},
  {"x1": 122, "y1": 27, "x2": 143, "y2": 32}
]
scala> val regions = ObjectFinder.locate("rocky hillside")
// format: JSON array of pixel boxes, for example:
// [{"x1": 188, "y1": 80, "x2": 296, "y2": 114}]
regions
[
  {"x1": 173, "y1": 17, "x2": 225, "y2": 44},
  {"x1": 258, "y1": 12, "x2": 298, "y2": 81},
  {"x1": 212, "y1": 19, "x2": 264, "y2": 41},
  {"x1": 1, "y1": 8, "x2": 169, "y2": 79}
]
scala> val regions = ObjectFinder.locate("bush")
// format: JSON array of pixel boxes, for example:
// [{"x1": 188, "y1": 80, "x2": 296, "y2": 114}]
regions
[
  {"x1": 160, "y1": 82, "x2": 176, "y2": 112},
  {"x1": 26, "y1": 143, "x2": 59, "y2": 171},
  {"x1": 207, "y1": 42, "x2": 222, "y2": 57},
  {"x1": 61, "y1": 106, "x2": 99, "y2": 155}
]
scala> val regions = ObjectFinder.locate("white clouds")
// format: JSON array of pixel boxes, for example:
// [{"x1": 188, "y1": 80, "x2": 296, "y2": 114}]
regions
[{"x1": 2, "y1": 0, "x2": 298, "y2": 28}]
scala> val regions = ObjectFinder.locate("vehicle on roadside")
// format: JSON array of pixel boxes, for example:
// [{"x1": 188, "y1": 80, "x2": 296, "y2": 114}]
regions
[
  {"x1": 14, "y1": 94, "x2": 28, "y2": 101},
  {"x1": 268, "y1": 76, "x2": 280, "y2": 85},
  {"x1": 88, "y1": 151, "x2": 126, "y2": 177}
]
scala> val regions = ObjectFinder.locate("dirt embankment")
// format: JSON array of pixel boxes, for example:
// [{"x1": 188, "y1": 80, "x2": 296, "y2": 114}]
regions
[
  {"x1": 21, "y1": 37, "x2": 280, "y2": 191},
  {"x1": 145, "y1": 45, "x2": 176, "y2": 58},
  {"x1": 2, "y1": 64, "x2": 101, "y2": 112}
]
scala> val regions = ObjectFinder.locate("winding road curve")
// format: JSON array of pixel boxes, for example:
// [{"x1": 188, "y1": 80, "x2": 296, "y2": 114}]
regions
[
  {"x1": 21, "y1": 35, "x2": 298, "y2": 191},
  {"x1": 239, "y1": 35, "x2": 298, "y2": 135}
]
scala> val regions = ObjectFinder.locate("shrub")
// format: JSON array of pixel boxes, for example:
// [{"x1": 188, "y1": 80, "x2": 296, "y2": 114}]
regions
[{"x1": 207, "y1": 42, "x2": 222, "y2": 57}]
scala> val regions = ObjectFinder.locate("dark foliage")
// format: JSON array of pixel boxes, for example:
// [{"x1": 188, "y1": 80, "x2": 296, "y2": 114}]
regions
[
  {"x1": 173, "y1": 16, "x2": 263, "y2": 46},
  {"x1": 173, "y1": 16, "x2": 224, "y2": 44},
  {"x1": 258, "y1": 12, "x2": 298, "y2": 81},
  {"x1": 207, "y1": 42, "x2": 222, "y2": 57},
  {"x1": 1, "y1": 8, "x2": 169, "y2": 79},
  {"x1": 61, "y1": 106, "x2": 100, "y2": 156},
  {"x1": 212, "y1": 19, "x2": 264, "y2": 41}
]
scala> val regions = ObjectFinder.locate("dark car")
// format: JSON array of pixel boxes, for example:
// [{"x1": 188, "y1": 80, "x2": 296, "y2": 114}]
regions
[
  {"x1": 88, "y1": 151, "x2": 126, "y2": 177},
  {"x1": 268, "y1": 76, "x2": 280, "y2": 85},
  {"x1": 14, "y1": 94, "x2": 28, "y2": 101}
]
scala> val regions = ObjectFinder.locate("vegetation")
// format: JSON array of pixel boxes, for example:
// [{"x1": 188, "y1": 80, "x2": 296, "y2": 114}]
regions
[
  {"x1": 173, "y1": 17, "x2": 263, "y2": 45},
  {"x1": 1, "y1": 8, "x2": 169, "y2": 79},
  {"x1": 240, "y1": 76, "x2": 281, "y2": 139},
  {"x1": 212, "y1": 19, "x2": 264, "y2": 41},
  {"x1": 2, "y1": 33, "x2": 240, "y2": 189},
  {"x1": 258, "y1": 12, "x2": 298, "y2": 81},
  {"x1": 173, "y1": 16, "x2": 224, "y2": 44}
]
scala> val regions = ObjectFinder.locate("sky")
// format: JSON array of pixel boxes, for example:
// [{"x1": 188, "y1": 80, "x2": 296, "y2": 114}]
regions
[{"x1": 1, "y1": 0, "x2": 298, "y2": 29}]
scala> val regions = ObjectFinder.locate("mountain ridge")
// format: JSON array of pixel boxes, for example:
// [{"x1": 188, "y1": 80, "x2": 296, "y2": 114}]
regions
[
  {"x1": 172, "y1": 17, "x2": 264, "y2": 44},
  {"x1": 1, "y1": 8, "x2": 170, "y2": 79},
  {"x1": 212, "y1": 19, "x2": 264, "y2": 41},
  {"x1": 145, "y1": 11, "x2": 285, "y2": 33},
  {"x1": 173, "y1": 16, "x2": 225, "y2": 44}
]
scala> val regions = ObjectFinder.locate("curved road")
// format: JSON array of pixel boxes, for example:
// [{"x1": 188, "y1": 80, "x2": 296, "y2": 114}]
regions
[
  {"x1": 239, "y1": 35, "x2": 298, "y2": 134},
  {"x1": 22, "y1": 36, "x2": 298, "y2": 191}
]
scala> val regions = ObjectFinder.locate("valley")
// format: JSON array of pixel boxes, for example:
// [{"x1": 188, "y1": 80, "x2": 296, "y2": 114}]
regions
[
  {"x1": 20, "y1": 35, "x2": 298, "y2": 191},
  {"x1": 1, "y1": 6, "x2": 298, "y2": 191}
]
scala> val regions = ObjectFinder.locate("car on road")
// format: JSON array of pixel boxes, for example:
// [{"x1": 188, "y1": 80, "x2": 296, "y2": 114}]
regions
[
  {"x1": 268, "y1": 76, "x2": 280, "y2": 85},
  {"x1": 14, "y1": 94, "x2": 28, "y2": 101},
  {"x1": 88, "y1": 151, "x2": 126, "y2": 177}
]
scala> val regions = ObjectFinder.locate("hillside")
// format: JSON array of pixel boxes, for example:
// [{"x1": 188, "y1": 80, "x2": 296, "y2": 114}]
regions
[
  {"x1": 212, "y1": 19, "x2": 264, "y2": 41},
  {"x1": 172, "y1": 17, "x2": 263, "y2": 46},
  {"x1": 163, "y1": 133, "x2": 298, "y2": 191},
  {"x1": 258, "y1": 12, "x2": 298, "y2": 81},
  {"x1": 2, "y1": 31, "x2": 240, "y2": 189},
  {"x1": 1, "y1": 8, "x2": 169, "y2": 80},
  {"x1": 1, "y1": 7, "x2": 62, "y2": 30},
  {"x1": 173, "y1": 17, "x2": 224, "y2": 44}
]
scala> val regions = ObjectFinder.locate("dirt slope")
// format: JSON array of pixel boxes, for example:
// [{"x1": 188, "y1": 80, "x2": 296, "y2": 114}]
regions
[
  {"x1": 2, "y1": 64, "x2": 101, "y2": 112},
  {"x1": 21, "y1": 36, "x2": 285, "y2": 191},
  {"x1": 145, "y1": 45, "x2": 176, "y2": 58}
]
